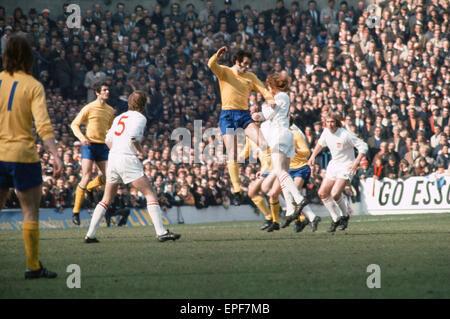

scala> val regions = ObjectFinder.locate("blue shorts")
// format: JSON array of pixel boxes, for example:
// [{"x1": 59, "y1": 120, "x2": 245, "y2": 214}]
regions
[
  {"x1": 0, "y1": 161, "x2": 43, "y2": 191},
  {"x1": 289, "y1": 165, "x2": 311, "y2": 185},
  {"x1": 219, "y1": 110, "x2": 253, "y2": 135},
  {"x1": 81, "y1": 143, "x2": 109, "y2": 162}
]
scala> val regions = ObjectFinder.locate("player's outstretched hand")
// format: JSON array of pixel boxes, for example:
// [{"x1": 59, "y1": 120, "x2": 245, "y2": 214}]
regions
[{"x1": 216, "y1": 46, "x2": 227, "y2": 58}]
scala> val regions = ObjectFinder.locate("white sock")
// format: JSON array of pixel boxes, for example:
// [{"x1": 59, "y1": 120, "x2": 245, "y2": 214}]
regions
[
  {"x1": 282, "y1": 190, "x2": 295, "y2": 216},
  {"x1": 278, "y1": 194, "x2": 286, "y2": 211},
  {"x1": 323, "y1": 198, "x2": 339, "y2": 222},
  {"x1": 147, "y1": 202, "x2": 167, "y2": 236},
  {"x1": 336, "y1": 196, "x2": 349, "y2": 217},
  {"x1": 279, "y1": 172, "x2": 304, "y2": 204},
  {"x1": 86, "y1": 201, "x2": 107, "y2": 239},
  {"x1": 303, "y1": 205, "x2": 316, "y2": 221}
]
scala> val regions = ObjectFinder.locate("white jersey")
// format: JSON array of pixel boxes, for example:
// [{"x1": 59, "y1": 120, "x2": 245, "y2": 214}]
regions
[
  {"x1": 259, "y1": 92, "x2": 295, "y2": 158},
  {"x1": 260, "y1": 92, "x2": 290, "y2": 132},
  {"x1": 106, "y1": 110, "x2": 147, "y2": 157},
  {"x1": 318, "y1": 127, "x2": 368, "y2": 165}
]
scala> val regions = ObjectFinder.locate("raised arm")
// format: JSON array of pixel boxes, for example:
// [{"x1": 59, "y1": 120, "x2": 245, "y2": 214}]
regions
[{"x1": 207, "y1": 46, "x2": 227, "y2": 79}]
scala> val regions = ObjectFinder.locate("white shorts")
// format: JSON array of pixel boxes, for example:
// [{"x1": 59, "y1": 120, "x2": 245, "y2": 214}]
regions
[
  {"x1": 266, "y1": 128, "x2": 295, "y2": 158},
  {"x1": 106, "y1": 154, "x2": 144, "y2": 185},
  {"x1": 325, "y1": 160, "x2": 352, "y2": 181}
]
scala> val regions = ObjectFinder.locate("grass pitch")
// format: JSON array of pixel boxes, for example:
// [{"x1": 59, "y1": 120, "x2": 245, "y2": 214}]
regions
[{"x1": 0, "y1": 213, "x2": 449, "y2": 299}]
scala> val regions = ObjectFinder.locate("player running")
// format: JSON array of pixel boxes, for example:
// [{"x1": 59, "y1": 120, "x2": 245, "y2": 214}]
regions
[
  {"x1": 70, "y1": 82, "x2": 115, "y2": 225},
  {"x1": 208, "y1": 46, "x2": 275, "y2": 206},
  {"x1": 307, "y1": 111, "x2": 368, "y2": 232},
  {"x1": 84, "y1": 90, "x2": 181, "y2": 243},
  {"x1": 0, "y1": 35, "x2": 62, "y2": 279}
]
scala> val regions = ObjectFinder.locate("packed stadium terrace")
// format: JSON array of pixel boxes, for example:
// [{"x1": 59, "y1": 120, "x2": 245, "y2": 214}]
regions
[{"x1": 1, "y1": 0, "x2": 449, "y2": 210}]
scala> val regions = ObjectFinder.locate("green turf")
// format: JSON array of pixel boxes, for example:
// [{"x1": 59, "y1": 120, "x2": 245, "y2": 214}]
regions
[{"x1": 0, "y1": 213, "x2": 449, "y2": 299}]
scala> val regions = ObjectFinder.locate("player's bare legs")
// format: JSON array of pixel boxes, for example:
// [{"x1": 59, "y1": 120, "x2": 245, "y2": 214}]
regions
[
  {"x1": 318, "y1": 178, "x2": 347, "y2": 232},
  {"x1": 73, "y1": 159, "x2": 108, "y2": 225},
  {"x1": 223, "y1": 133, "x2": 243, "y2": 205},
  {"x1": 0, "y1": 188, "x2": 9, "y2": 212},
  {"x1": 131, "y1": 176, "x2": 179, "y2": 240},
  {"x1": 330, "y1": 178, "x2": 351, "y2": 230},
  {"x1": 72, "y1": 158, "x2": 94, "y2": 224},
  {"x1": 245, "y1": 122, "x2": 268, "y2": 151},
  {"x1": 15, "y1": 185, "x2": 42, "y2": 222},
  {"x1": 85, "y1": 182, "x2": 119, "y2": 241}
]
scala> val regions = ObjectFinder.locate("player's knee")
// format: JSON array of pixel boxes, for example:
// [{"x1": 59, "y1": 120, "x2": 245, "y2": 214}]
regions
[
  {"x1": 331, "y1": 192, "x2": 342, "y2": 202},
  {"x1": 318, "y1": 190, "x2": 329, "y2": 199},
  {"x1": 248, "y1": 187, "x2": 257, "y2": 199}
]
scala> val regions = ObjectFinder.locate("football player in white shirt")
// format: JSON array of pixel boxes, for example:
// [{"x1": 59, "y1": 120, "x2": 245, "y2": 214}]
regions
[
  {"x1": 308, "y1": 111, "x2": 368, "y2": 232},
  {"x1": 84, "y1": 91, "x2": 181, "y2": 243},
  {"x1": 252, "y1": 72, "x2": 309, "y2": 230}
]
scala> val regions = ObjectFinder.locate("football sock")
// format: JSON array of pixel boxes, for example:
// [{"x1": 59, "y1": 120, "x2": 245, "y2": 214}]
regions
[
  {"x1": 86, "y1": 174, "x2": 105, "y2": 192},
  {"x1": 252, "y1": 195, "x2": 271, "y2": 220},
  {"x1": 279, "y1": 172, "x2": 304, "y2": 205},
  {"x1": 323, "y1": 197, "x2": 340, "y2": 222},
  {"x1": 86, "y1": 201, "x2": 107, "y2": 238},
  {"x1": 281, "y1": 188, "x2": 295, "y2": 216},
  {"x1": 303, "y1": 205, "x2": 317, "y2": 222},
  {"x1": 147, "y1": 202, "x2": 167, "y2": 236},
  {"x1": 73, "y1": 184, "x2": 86, "y2": 214},
  {"x1": 336, "y1": 196, "x2": 349, "y2": 217},
  {"x1": 23, "y1": 221, "x2": 40, "y2": 271},
  {"x1": 227, "y1": 161, "x2": 241, "y2": 194},
  {"x1": 269, "y1": 198, "x2": 280, "y2": 223}
]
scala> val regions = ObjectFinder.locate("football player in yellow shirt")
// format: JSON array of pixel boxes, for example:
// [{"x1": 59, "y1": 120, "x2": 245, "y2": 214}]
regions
[
  {"x1": 0, "y1": 35, "x2": 62, "y2": 279},
  {"x1": 241, "y1": 135, "x2": 275, "y2": 230},
  {"x1": 70, "y1": 82, "x2": 115, "y2": 225},
  {"x1": 208, "y1": 46, "x2": 275, "y2": 206}
]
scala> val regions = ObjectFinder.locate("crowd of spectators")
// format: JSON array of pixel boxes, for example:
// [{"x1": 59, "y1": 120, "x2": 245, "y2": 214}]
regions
[{"x1": 1, "y1": 0, "x2": 449, "y2": 211}]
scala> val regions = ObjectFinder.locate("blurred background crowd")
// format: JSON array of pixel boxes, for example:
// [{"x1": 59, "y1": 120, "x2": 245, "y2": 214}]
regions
[{"x1": 1, "y1": 0, "x2": 449, "y2": 212}]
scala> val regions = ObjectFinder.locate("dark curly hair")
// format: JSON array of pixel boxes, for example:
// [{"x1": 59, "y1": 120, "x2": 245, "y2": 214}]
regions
[{"x1": 232, "y1": 49, "x2": 253, "y2": 65}]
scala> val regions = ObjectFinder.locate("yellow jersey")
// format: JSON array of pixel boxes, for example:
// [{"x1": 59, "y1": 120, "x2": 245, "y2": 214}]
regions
[
  {"x1": 207, "y1": 54, "x2": 274, "y2": 110},
  {"x1": 241, "y1": 137, "x2": 273, "y2": 174},
  {"x1": 71, "y1": 100, "x2": 115, "y2": 144},
  {"x1": 0, "y1": 71, "x2": 54, "y2": 163},
  {"x1": 290, "y1": 129, "x2": 311, "y2": 170}
]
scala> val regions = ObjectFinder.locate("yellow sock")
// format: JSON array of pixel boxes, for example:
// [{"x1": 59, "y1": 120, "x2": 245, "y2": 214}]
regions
[
  {"x1": 227, "y1": 161, "x2": 241, "y2": 193},
  {"x1": 86, "y1": 175, "x2": 105, "y2": 192},
  {"x1": 23, "y1": 221, "x2": 40, "y2": 270},
  {"x1": 296, "y1": 213, "x2": 306, "y2": 222},
  {"x1": 252, "y1": 195, "x2": 271, "y2": 220},
  {"x1": 73, "y1": 184, "x2": 86, "y2": 214},
  {"x1": 269, "y1": 199, "x2": 280, "y2": 224}
]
